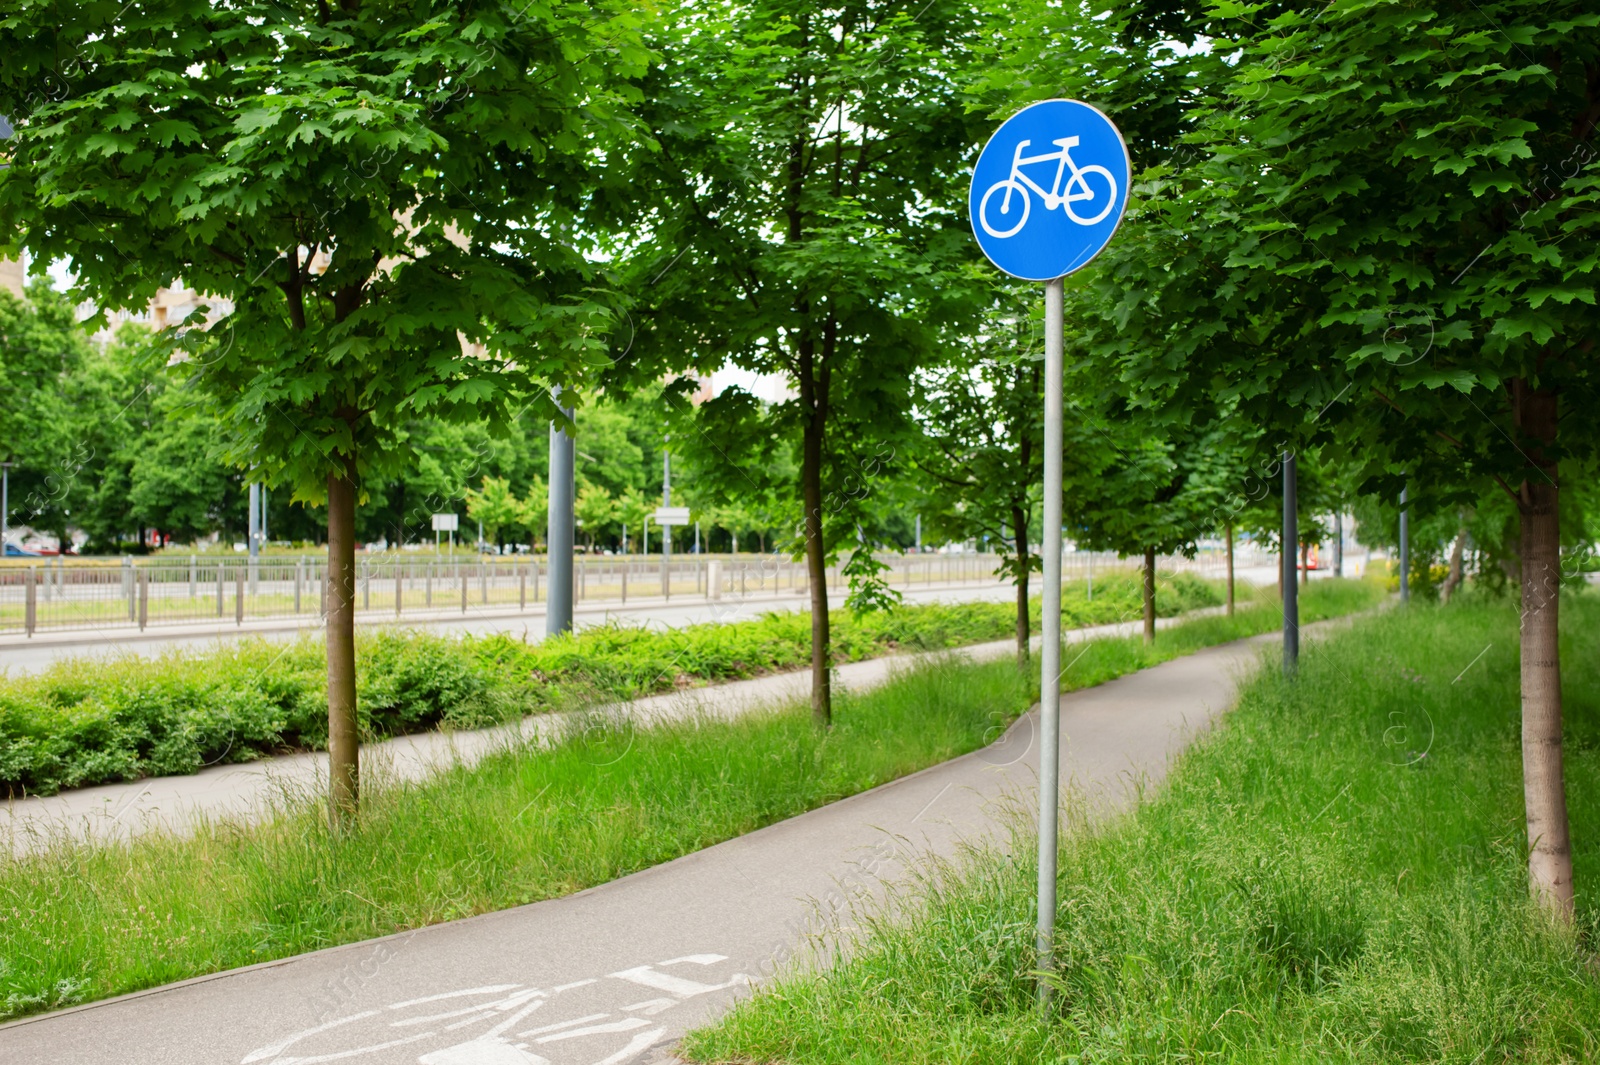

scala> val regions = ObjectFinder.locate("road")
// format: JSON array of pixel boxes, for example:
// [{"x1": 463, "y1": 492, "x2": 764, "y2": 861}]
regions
[
  {"x1": 0, "y1": 580, "x2": 1031, "y2": 676},
  {"x1": 0, "y1": 559, "x2": 1348, "y2": 677},
  {"x1": 0, "y1": 623, "x2": 1314, "y2": 1065}
]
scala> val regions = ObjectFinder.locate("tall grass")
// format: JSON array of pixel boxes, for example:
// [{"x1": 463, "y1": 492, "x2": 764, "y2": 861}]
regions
[
  {"x1": 0, "y1": 579, "x2": 1378, "y2": 1021},
  {"x1": 685, "y1": 590, "x2": 1600, "y2": 1064}
]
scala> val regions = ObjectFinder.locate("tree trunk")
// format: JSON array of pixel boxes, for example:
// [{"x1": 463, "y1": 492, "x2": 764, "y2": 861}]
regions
[
  {"x1": 1225, "y1": 521, "x2": 1235, "y2": 617},
  {"x1": 327, "y1": 462, "x2": 360, "y2": 828},
  {"x1": 797, "y1": 324, "x2": 831, "y2": 727},
  {"x1": 1515, "y1": 380, "x2": 1573, "y2": 919},
  {"x1": 1440, "y1": 520, "x2": 1467, "y2": 603},
  {"x1": 1142, "y1": 547, "x2": 1156, "y2": 646},
  {"x1": 1013, "y1": 502, "x2": 1030, "y2": 672}
]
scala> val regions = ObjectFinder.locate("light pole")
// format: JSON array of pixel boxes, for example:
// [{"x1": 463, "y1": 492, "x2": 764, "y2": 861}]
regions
[
  {"x1": 248, "y1": 481, "x2": 261, "y2": 593},
  {"x1": 547, "y1": 396, "x2": 576, "y2": 636},
  {"x1": 661, "y1": 434, "x2": 671, "y2": 596},
  {"x1": 1, "y1": 461, "x2": 13, "y2": 553}
]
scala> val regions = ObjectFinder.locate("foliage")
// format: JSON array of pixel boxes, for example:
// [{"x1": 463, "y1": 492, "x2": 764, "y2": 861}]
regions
[
  {"x1": 0, "y1": 1, "x2": 651, "y2": 501},
  {"x1": 608, "y1": 0, "x2": 1000, "y2": 717},
  {"x1": 914, "y1": 289, "x2": 1043, "y2": 603},
  {"x1": 0, "y1": 283, "x2": 97, "y2": 548},
  {"x1": 0, "y1": 572, "x2": 1239, "y2": 797},
  {"x1": 463, "y1": 476, "x2": 529, "y2": 549},
  {"x1": 684, "y1": 590, "x2": 1600, "y2": 1064},
  {"x1": 574, "y1": 480, "x2": 616, "y2": 549}
]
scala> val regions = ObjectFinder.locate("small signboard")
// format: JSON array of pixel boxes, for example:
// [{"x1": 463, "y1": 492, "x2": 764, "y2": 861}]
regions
[
  {"x1": 431, "y1": 513, "x2": 459, "y2": 532},
  {"x1": 653, "y1": 506, "x2": 691, "y2": 527}
]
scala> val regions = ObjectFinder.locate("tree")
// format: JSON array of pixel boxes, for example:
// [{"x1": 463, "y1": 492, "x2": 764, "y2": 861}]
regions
[
  {"x1": 0, "y1": 283, "x2": 95, "y2": 551},
  {"x1": 464, "y1": 476, "x2": 524, "y2": 551},
  {"x1": 128, "y1": 385, "x2": 240, "y2": 545},
  {"x1": 571, "y1": 401, "x2": 650, "y2": 500},
  {"x1": 1061, "y1": 402, "x2": 1216, "y2": 645},
  {"x1": 0, "y1": 2, "x2": 647, "y2": 824},
  {"x1": 914, "y1": 286, "x2": 1043, "y2": 670},
  {"x1": 574, "y1": 480, "x2": 616, "y2": 550},
  {"x1": 611, "y1": 0, "x2": 993, "y2": 724},
  {"x1": 613, "y1": 486, "x2": 650, "y2": 554},
  {"x1": 1075, "y1": 0, "x2": 1600, "y2": 917},
  {"x1": 519, "y1": 476, "x2": 549, "y2": 551}
]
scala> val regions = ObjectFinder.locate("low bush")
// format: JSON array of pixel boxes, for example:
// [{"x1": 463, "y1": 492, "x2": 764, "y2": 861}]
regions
[{"x1": 0, "y1": 570, "x2": 1237, "y2": 797}]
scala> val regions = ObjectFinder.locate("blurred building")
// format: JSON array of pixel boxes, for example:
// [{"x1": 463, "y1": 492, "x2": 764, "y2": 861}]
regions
[{"x1": 0, "y1": 256, "x2": 21, "y2": 299}]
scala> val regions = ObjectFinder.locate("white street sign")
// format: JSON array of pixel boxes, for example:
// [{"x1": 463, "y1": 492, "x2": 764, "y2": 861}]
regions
[
  {"x1": 431, "y1": 513, "x2": 459, "y2": 532},
  {"x1": 653, "y1": 506, "x2": 691, "y2": 527}
]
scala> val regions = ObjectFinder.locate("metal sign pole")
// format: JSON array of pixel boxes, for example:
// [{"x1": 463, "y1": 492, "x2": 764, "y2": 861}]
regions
[
  {"x1": 967, "y1": 98, "x2": 1130, "y2": 1007},
  {"x1": 662, "y1": 437, "x2": 671, "y2": 598},
  {"x1": 1036, "y1": 277, "x2": 1065, "y2": 1002},
  {"x1": 1282, "y1": 451, "x2": 1299, "y2": 676}
]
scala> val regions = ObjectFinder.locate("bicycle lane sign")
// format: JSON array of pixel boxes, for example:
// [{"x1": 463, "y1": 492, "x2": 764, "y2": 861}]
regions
[{"x1": 968, "y1": 99, "x2": 1131, "y2": 281}]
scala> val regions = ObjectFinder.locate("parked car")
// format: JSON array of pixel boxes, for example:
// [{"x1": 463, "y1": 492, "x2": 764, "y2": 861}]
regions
[{"x1": 2, "y1": 542, "x2": 41, "y2": 557}]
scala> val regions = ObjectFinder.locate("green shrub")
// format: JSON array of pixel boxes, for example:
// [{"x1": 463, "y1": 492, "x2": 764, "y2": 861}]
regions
[{"x1": 0, "y1": 572, "x2": 1255, "y2": 798}]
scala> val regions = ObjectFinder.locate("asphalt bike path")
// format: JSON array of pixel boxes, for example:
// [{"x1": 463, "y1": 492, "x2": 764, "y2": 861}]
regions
[{"x1": 0, "y1": 617, "x2": 1332, "y2": 1065}]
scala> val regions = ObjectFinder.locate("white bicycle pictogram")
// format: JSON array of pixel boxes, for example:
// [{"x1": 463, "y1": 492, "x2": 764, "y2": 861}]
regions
[{"x1": 978, "y1": 135, "x2": 1118, "y2": 238}]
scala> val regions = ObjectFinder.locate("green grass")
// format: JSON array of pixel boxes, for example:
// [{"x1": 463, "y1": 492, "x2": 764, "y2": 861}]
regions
[
  {"x1": 0, "y1": 569, "x2": 1224, "y2": 797},
  {"x1": 0, "y1": 578, "x2": 1378, "y2": 1021},
  {"x1": 683, "y1": 590, "x2": 1600, "y2": 1065}
]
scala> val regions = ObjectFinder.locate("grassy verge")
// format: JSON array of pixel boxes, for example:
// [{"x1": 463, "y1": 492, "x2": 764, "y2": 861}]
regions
[
  {"x1": 684, "y1": 590, "x2": 1600, "y2": 1064},
  {"x1": 0, "y1": 578, "x2": 1378, "y2": 1020},
  {"x1": 0, "y1": 570, "x2": 1224, "y2": 797}
]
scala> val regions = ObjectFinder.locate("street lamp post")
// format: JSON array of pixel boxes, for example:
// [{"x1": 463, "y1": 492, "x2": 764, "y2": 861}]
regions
[
  {"x1": 0, "y1": 461, "x2": 12, "y2": 554},
  {"x1": 662, "y1": 435, "x2": 671, "y2": 597},
  {"x1": 248, "y1": 481, "x2": 261, "y2": 593},
  {"x1": 547, "y1": 398, "x2": 576, "y2": 636}
]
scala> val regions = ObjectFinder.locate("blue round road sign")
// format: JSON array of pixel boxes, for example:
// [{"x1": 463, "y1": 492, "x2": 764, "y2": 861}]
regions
[{"x1": 969, "y1": 99, "x2": 1131, "y2": 282}]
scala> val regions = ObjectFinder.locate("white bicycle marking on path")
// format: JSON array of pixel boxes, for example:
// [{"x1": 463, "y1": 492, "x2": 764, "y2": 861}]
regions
[{"x1": 244, "y1": 954, "x2": 750, "y2": 1065}]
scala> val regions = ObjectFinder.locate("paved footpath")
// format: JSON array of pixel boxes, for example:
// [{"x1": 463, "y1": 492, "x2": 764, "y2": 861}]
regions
[{"x1": 0, "y1": 617, "x2": 1332, "y2": 1065}]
